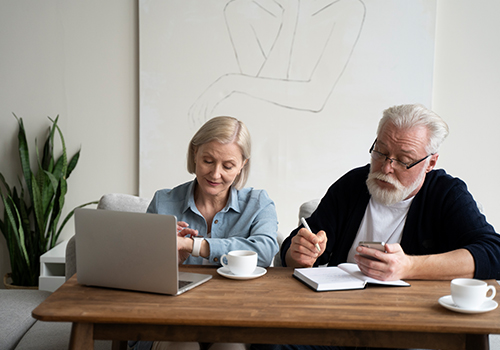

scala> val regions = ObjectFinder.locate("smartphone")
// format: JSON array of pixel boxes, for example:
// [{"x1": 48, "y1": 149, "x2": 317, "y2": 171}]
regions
[
  {"x1": 358, "y1": 241, "x2": 386, "y2": 260},
  {"x1": 358, "y1": 241, "x2": 386, "y2": 252}
]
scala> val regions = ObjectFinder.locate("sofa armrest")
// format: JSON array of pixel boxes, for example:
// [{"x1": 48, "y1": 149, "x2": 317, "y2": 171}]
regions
[
  {"x1": 0, "y1": 290, "x2": 52, "y2": 350},
  {"x1": 65, "y1": 236, "x2": 76, "y2": 281}
]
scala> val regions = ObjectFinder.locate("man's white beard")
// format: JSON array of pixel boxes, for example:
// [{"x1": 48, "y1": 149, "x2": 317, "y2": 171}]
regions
[{"x1": 366, "y1": 166, "x2": 426, "y2": 206}]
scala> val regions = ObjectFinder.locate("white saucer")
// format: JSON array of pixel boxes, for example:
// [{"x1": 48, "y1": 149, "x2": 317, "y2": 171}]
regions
[
  {"x1": 438, "y1": 295, "x2": 498, "y2": 314},
  {"x1": 217, "y1": 267, "x2": 267, "y2": 280}
]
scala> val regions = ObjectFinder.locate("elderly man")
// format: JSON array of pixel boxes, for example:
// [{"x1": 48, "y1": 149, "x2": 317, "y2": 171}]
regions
[
  {"x1": 284, "y1": 103, "x2": 500, "y2": 282},
  {"x1": 250, "y1": 104, "x2": 500, "y2": 350}
]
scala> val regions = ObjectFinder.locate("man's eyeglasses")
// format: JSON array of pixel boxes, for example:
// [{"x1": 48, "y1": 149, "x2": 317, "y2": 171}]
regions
[{"x1": 369, "y1": 139, "x2": 433, "y2": 170}]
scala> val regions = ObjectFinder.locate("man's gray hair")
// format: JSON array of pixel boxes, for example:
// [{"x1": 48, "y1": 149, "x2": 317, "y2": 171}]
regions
[{"x1": 377, "y1": 104, "x2": 449, "y2": 154}]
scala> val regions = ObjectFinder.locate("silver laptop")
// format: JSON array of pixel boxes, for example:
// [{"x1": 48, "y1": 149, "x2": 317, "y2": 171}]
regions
[{"x1": 75, "y1": 208, "x2": 212, "y2": 295}]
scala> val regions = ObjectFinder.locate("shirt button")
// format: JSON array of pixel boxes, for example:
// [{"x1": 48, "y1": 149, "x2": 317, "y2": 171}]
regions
[
  {"x1": 214, "y1": 257, "x2": 219, "y2": 262},
  {"x1": 214, "y1": 220, "x2": 219, "y2": 224}
]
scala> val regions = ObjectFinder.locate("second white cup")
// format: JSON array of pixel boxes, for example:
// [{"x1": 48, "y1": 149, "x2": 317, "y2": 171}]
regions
[
  {"x1": 220, "y1": 250, "x2": 258, "y2": 276},
  {"x1": 450, "y1": 278, "x2": 496, "y2": 309}
]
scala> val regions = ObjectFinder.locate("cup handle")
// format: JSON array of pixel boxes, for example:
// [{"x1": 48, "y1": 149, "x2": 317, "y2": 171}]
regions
[
  {"x1": 221, "y1": 254, "x2": 228, "y2": 268},
  {"x1": 486, "y1": 285, "x2": 497, "y2": 301}
]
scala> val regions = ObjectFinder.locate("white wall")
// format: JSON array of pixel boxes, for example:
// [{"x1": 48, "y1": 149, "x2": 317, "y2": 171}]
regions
[
  {"x1": 432, "y1": 0, "x2": 500, "y2": 229},
  {"x1": 1, "y1": 0, "x2": 499, "y2": 286},
  {"x1": 0, "y1": 1, "x2": 138, "y2": 285}
]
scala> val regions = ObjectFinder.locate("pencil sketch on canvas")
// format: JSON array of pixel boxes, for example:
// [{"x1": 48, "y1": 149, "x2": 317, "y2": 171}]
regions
[
  {"x1": 139, "y1": 0, "x2": 436, "y2": 235},
  {"x1": 189, "y1": 0, "x2": 366, "y2": 127}
]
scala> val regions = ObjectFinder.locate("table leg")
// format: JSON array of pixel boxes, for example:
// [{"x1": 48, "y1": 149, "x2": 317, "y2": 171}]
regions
[
  {"x1": 69, "y1": 322, "x2": 94, "y2": 350},
  {"x1": 112, "y1": 340, "x2": 128, "y2": 350},
  {"x1": 466, "y1": 334, "x2": 489, "y2": 350}
]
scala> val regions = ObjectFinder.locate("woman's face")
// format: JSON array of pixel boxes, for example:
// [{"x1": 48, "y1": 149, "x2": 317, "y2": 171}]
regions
[{"x1": 194, "y1": 140, "x2": 247, "y2": 201}]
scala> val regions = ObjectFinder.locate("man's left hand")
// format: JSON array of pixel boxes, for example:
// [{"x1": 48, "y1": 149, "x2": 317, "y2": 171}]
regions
[{"x1": 354, "y1": 243, "x2": 413, "y2": 281}]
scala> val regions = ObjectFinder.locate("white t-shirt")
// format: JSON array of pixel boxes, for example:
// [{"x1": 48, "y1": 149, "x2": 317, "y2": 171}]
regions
[{"x1": 346, "y1": 196, "x2": 414, "y2": 263}]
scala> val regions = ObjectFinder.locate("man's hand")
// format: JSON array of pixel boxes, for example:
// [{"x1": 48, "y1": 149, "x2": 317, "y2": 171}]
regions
[
  {"x1": 354, "y1": 243, "x2": 413, "y2": 281},
  {"x1": 355, "y1": 243, "x2": 476, "y2": 280},
  {"x1": 285, "y1": 228, "x2": 327, "y2": 268}
]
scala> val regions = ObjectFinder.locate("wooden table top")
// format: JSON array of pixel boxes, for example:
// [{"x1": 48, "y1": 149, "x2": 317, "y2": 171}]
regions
[{"x1": 33, "y1": 265, "x2": 500, "y2": 336}]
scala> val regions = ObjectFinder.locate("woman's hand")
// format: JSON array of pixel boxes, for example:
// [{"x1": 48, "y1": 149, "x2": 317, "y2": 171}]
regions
[
  {"x1": 177, "y1": 221, "x2": 198, "y2": 238},
  {"x1": 176, "y1": 221, "x2": 198, "y2": 264}
]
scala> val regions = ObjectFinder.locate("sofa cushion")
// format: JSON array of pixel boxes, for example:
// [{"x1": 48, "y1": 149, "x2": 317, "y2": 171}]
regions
[
  {"x1": 15, "y1": 321, "x2": 71, "y2": 350},
  {"x1": 14, "y1": 320, "x2": 111, "y2": 350},
  {"x1": 0, "y1": 290, "x2": 51, "y2": 350},
  {"x1": 97, "y1": 193, "x2": 150, "y2": 213},
  {"x1": 298, "y1": 199, "x2": 320, "y2": 221}
]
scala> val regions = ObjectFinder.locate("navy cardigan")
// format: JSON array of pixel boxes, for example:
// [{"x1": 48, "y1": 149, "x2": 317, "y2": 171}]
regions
[{"x1": 281, "y1": 165, "x2": 500, "y2": 279}]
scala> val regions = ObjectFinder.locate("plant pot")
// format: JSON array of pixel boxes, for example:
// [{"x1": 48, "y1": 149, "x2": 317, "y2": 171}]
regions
[{"x1": 3, "y1": 273, "x2": 38, "y2": 290}]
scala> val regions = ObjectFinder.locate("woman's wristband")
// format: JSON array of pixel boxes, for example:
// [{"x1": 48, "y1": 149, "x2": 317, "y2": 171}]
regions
[{"x1": 192, "y1": 237, "x2": 204, "y2": 257}]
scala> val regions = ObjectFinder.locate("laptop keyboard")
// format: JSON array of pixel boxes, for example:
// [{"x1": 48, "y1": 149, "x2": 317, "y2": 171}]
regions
[{"x1": 179, "y1": 280, "x2": 191, "y2": 289}]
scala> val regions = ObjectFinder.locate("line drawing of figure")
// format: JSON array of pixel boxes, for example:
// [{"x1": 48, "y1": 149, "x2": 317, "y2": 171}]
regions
[{"x1": 188, "y1": 0, "x2": 366, "y2": 127}]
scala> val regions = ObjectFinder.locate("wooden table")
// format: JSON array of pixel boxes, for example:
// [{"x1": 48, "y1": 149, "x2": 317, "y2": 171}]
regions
[{"x1": 32, "y1": 266, "x2": 500, "y2": 350}]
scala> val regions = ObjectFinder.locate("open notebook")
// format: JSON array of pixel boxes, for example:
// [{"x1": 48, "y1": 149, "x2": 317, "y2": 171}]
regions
[
  {"x1": 294, "y1": 263, "x2": 410, "y2": 292},
  {"x1": 75, "y1": 208, "x2": 211, "y2": 295}
]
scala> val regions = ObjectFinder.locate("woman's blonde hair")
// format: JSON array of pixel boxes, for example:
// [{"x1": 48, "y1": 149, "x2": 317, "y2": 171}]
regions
[{"x1": 187, "y1": 116, "x2": 251, "y2": 190}]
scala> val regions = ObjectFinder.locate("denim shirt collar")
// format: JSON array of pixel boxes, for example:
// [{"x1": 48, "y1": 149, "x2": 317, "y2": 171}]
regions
[{"x1": 183, "y1": 180, "x2": 241, "y2": 215}]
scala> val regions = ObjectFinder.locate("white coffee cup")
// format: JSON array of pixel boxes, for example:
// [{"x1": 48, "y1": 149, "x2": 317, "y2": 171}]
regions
[
  {"x1": 220, "y1": 250, "x2": 258, "y2": 276},
  {"x1": 450, "y1": 278, "x2": 496, "y2": 309}
]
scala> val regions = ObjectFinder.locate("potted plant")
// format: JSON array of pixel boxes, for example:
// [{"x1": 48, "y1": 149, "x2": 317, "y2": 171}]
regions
[{"x1": 0, "y1": 114, "x2": 97, "y2": 287}]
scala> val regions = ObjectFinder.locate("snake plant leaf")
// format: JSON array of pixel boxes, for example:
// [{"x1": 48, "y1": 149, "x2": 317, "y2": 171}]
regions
[
  {"x1": 12, "y1": 186, "x2": 31, "y2": 243},
  {"x1": 34, "y1": 140, "x2": 45, "y2": 188},
  {"x1": 52, "y1": 154, "x2": 66, "y2": 181},
  {"x1": 44, "y1": 170, "x2": 59, "y2": 193},
  {"x1": 31, "y1": 175, "x2": 46, "y2": 240},
  {"x1": 0, "y1": 174, "x2": 14, "y2": 241},
  {"x1": 66, "y1": 150, "x2": 80, "y2": 179},
  {"x1": 34, "y1": 143, "x2": 52, "y2": 219},
  {"x1": 41, "y1": 119, "x2": 57, "y2": 173},
  {"x1": 0, "y1": 172, "x2": 13, "y2": 198},
  {"x1": 36, "y1": 147, "x2": 57, "y2": 226},
  {"x1": 1, "y1": 194, "x2": 30, "y2": 269},
  {"x1": 13, "y1": 114, "x2": 33, "y2": 199},
  {"x1": 48, "y1": 117, "x2": 68, "y2": 177},
  {"x1": 0, "y1": 173, "x2": 11, "y2": 238},
  {"x1": 1, "y1": 191, "x2": 33, "y2": 286},
  {"x1": 45, "y1": 175, "x2": 66, "y2": 249},
  {"x1": 0, "y1": 207, "x2": 6, "y2": 243}
]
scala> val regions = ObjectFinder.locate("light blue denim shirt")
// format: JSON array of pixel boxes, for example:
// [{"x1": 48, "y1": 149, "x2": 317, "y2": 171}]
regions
[{"x1": 147, "y1": 180, "x2": 279, "y2": 267}]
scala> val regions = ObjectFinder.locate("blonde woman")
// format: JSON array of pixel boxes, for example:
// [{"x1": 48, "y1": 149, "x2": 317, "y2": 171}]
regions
[
  {"x1": 148, "y1": 116, "x2": 279, "y2": 267},
  {"x1": 130, "y1": 116, "x2": 279, "y2": 350}
]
